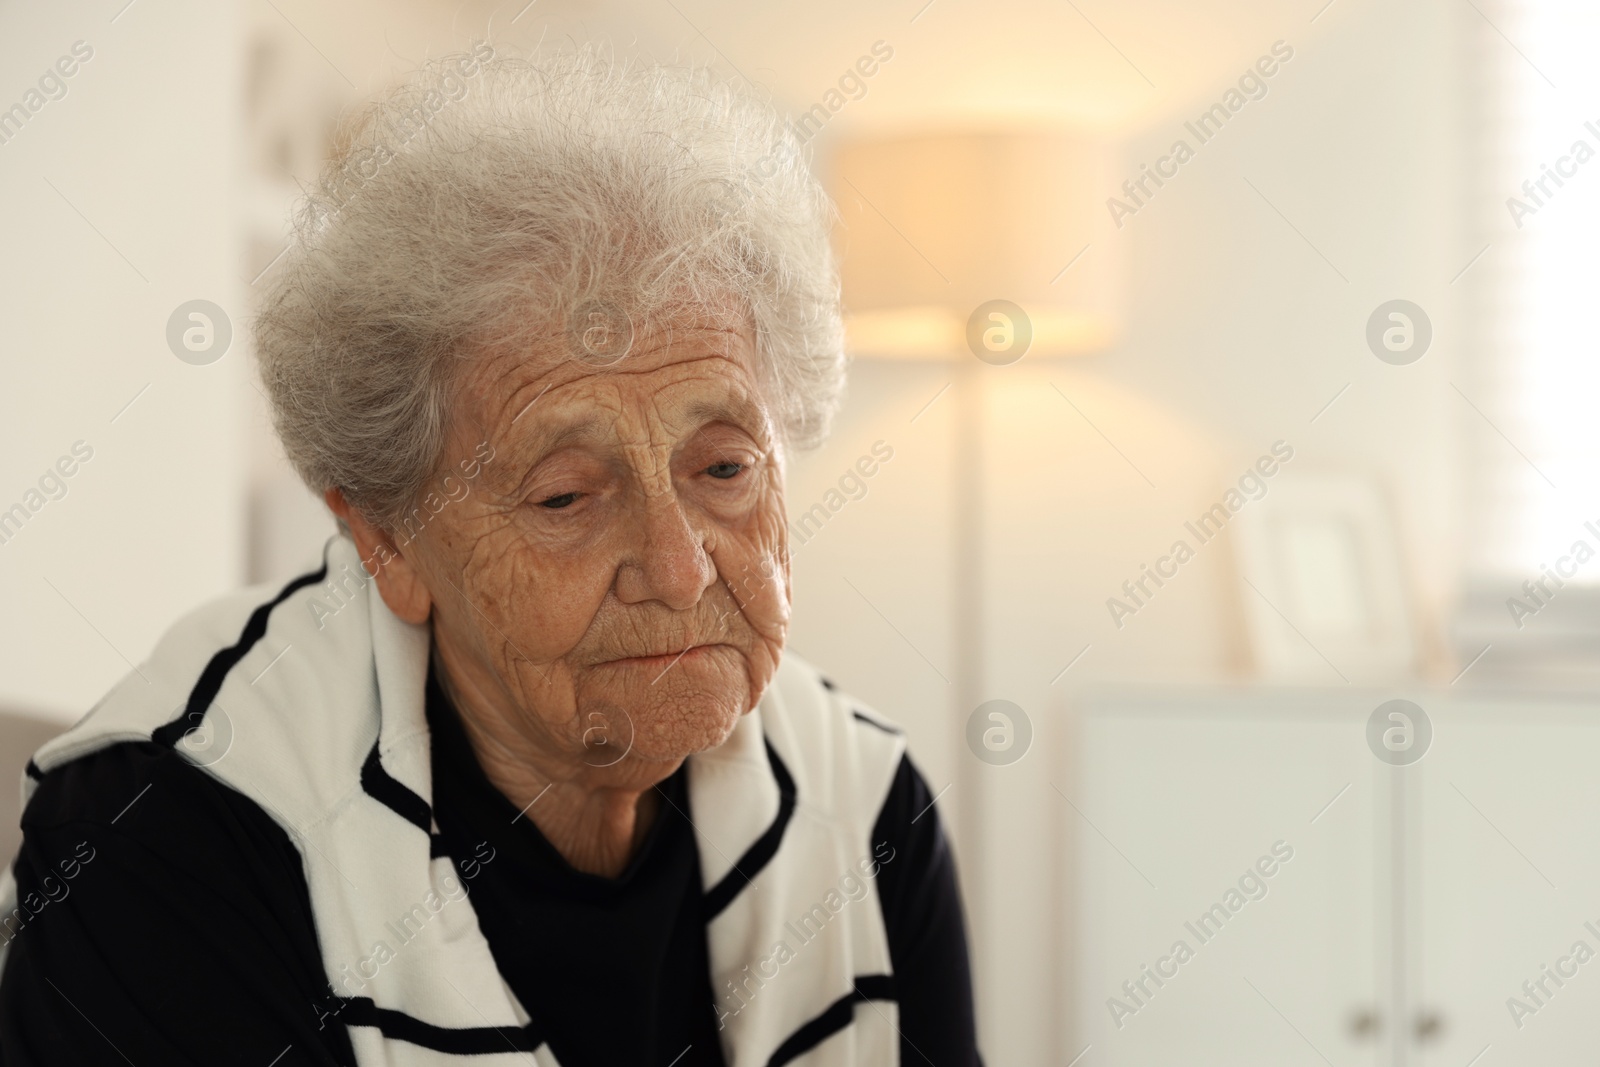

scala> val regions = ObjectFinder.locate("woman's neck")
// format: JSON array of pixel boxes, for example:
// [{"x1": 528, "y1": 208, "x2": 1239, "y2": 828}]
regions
[{"x1": 432, "y1": 648, "x2": 679, "y2": 878}]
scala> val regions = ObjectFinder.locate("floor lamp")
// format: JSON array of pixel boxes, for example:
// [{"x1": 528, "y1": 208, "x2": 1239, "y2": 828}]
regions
[{"x1": 828, "y1": 130, "x2": 1121, "y2": 974}]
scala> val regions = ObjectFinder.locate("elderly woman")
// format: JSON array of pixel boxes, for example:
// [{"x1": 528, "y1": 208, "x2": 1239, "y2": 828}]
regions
[{"x1": 0, "y1": 48, "x2": 979, "y2": 1067}]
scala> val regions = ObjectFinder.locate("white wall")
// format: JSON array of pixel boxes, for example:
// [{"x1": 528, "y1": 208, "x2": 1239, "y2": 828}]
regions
[
  {"x1": 789, "y1": 0, "x2": 1470, "y2": 1060},
  {"x1": 0, "y1": 1, "x2": 246, "y2": 723}
]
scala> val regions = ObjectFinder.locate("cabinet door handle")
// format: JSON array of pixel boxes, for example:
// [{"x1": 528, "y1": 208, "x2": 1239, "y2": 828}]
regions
[
  {"x1": 1347, "y1": 1007, "x2": 1380, "y2": 1041},
  {"x1": 1414, "y1": 1009, "x2": 1445, "y2": 1043}
]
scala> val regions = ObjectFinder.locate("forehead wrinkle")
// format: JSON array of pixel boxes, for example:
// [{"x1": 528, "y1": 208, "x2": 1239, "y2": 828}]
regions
[
  {"x1": 490, "y1": 321, "x2": 749, "y2": 390},
  {"x1": 494, "y1": 380, "x2": 630, "y2": 472},
  {"x1": 481, "y1": 348, "x2": 749, "y2": 433},
  {"x1": 514, "y1": 384, "x2": 659, "y2": 469},
  {"x1": 523, "y1": 361, "x2": 764, "y2": 443}
]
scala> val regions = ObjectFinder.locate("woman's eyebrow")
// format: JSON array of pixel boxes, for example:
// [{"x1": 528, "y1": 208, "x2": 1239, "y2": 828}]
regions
[
  {"x1": 683, "y1": 395, "x2": 765, "y2": 434},
  {"x1": 504, "y1": 420, "x2": 611, "y2": 495},
  {"x1": 502, "y1": 392, "x2": 765, "y2": 484},
  {"x1": 517, "y1": 416, "x2": 607, "y2": 458}
]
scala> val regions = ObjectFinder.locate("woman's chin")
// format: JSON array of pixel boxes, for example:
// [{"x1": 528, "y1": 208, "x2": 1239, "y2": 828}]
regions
[
  {"x1": 576, "y1": 657, "x2": 752, "y2": 766},
  {"x1": 625, "y1": 702, "x2": 745, "y2": 764}
]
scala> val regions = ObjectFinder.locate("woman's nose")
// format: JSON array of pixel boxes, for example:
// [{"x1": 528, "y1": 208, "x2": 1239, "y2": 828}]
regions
[{"x1": 613, "y1": 493, "x2": 716, "y2": 611}]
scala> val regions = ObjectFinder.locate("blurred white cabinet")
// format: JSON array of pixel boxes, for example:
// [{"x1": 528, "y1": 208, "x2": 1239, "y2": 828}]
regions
[
  {"x1": 1071, "y1": 688, "x2": 1600, "y2": 1065},
  {"x1": 1411, "y1": 696, "x2": 1600, "y2": 1065}
]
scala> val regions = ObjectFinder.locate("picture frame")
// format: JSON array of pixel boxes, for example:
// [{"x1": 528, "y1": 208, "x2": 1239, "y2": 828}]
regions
[{"x1": 1231, "y1": 473, "x2": 1416, "y2": 683}]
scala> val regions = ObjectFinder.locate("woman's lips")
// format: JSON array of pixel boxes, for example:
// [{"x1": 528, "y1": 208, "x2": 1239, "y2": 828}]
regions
[{"x1": 603, "y1": 644, "x2": 717, "y2": 669}]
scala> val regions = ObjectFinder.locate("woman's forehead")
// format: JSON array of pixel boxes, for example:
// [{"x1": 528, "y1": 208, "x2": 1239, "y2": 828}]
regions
[{"x1": 465, "y1": 329, "x2": 771, "y2": 452}]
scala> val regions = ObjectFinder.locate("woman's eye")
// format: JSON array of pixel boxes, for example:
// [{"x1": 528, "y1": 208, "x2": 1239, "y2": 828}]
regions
[
  {"x1": 539, "y1": 492, "x2": 580, "y2": 509},
  {"x1": 706, "y1": 462, "x2": 743, "y2": 480}
]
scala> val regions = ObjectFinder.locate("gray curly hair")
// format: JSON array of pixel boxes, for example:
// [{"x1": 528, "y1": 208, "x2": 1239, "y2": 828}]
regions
[{"x1": 255, "y1": 44, "x2": 845, "y2": 529}]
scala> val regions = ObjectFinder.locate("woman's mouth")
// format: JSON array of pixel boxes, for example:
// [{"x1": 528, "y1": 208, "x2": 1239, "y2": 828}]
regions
[{"x1": 604, "y1": 644, "x2": 716, "y2": 670}]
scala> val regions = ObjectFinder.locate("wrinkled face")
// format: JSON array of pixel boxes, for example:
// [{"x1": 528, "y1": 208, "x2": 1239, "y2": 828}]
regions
[{"x1": 401, "y1": 307, "x2": 790, "y2": 775}]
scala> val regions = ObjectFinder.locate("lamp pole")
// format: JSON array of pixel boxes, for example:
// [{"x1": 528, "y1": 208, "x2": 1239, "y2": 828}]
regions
[{"x1": 951, "y1": 355, "x2": 987, "y2": 926}]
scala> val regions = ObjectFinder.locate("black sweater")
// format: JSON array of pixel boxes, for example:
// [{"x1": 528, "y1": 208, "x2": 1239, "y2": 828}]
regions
[{"x1": 0, "y1": 667, "x2": 981, "y2": 1066}]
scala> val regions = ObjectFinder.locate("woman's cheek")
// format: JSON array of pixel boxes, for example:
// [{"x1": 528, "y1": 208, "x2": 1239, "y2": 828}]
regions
[
  {"x1": 486, "y1": 535, "x2": 604, "y2": 661},
  {"x1": 761, "y1": 489, "x2": 791, "y2": 612},
  {"x1": 740, "y1": 548, "x2": 791, "y2": 640},
  {"x1": 704, "y1": 517, "x2": 779, "y2": 615}
]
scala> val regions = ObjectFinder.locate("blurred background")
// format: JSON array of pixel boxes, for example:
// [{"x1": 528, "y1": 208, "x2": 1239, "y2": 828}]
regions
[{"x1": 3, "y1": 0, "x2": 1599, "y2": 1062}]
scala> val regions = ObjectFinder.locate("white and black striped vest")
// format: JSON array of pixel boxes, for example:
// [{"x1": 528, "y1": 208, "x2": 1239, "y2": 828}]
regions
[{"x1": 0, "y1": 536, "x2": 908, "y2": 1066}]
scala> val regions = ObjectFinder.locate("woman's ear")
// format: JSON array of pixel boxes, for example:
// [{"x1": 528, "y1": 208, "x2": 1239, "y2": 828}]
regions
[{"x1": 323, "y1": 488, "x2": 433, "y2": 625}]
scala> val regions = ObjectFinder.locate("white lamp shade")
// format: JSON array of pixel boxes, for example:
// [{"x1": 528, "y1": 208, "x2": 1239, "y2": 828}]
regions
[{"x1": 831, "y1": 131, "x2": 1122, "y2": 360}]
